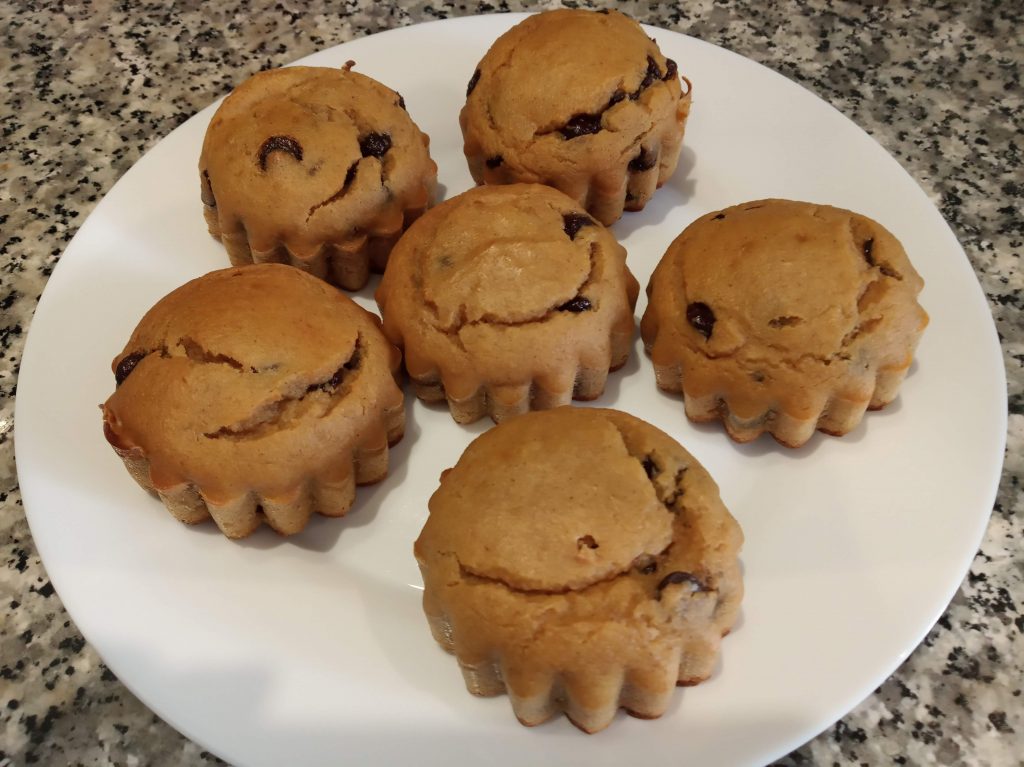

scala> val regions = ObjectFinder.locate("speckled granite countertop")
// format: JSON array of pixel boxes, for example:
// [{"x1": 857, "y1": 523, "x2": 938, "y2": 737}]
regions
[{"x1": 1, "y1": 1, "x2": 1020, "y2": 764}]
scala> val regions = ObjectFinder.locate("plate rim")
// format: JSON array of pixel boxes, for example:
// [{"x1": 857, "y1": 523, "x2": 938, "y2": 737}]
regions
[{"x1": 14, "y1": 12, "x2": 1008, "y2": 767}]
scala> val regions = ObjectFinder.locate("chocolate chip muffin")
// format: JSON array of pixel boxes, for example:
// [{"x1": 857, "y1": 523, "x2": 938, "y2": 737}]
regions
[
  {"x1": 641, "y1": 199, "x2": 929, "y2": 447},
  {"x1": 375, "y1": 184, "x2": 639, "y2": 424},
  {"x1": 415, "y1": 407, "x2": 743, "y2": 733},
  {"x1": 460, "y1": 9, "x2": 691, "y2": 226},
  {"x1": 102, "y1": 264, "x2": 405, "y2": 539},
  {"x1": 200, "y1": 64, "x2": 437, "y2": 291}
]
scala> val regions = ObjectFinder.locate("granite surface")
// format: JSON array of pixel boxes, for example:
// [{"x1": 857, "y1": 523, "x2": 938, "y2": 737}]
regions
[{"x1": 1, "y1": 0, "x2": 1021, "y2": 764}]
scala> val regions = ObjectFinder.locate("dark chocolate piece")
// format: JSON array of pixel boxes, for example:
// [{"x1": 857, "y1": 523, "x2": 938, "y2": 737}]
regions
[
  {"x1": 628, "y1": 148, "x2": 656, "y2": 172},
  {"x1": 686, "y1": 302, "x2": 716, "y2": 340},
  {"x1": 257, "y1": 135, "x2": 303, "y2": 171},
  {"x1": 562, "y1": 213, "x2": 595, "y2": 240},
  {"x1": 466, "y1": 69, "x2": 481, "y2": 97},
  {"x1": 656, "y1": 571, "x2": 705, "y2": 599},
  {"x1": 310, "y1": 348, "x2": 361, "y2": 394},
  {"x1": 559, "y1": 112, "x2": 603, "y2": 139},
  {"x1": 343, "y1": 161, "x2": 359, "y2": 189},
  {"x1": 557, "y1": 296, "x2": 592, "y2": 313},
  {"x1": 630, "y1": 56, "x2": 662, "y2": 100},
  {"x1": 114, "y1": 352, "x2": 146, "y2": 386},
  {"x1": 359, "y1": 132, "x2": 392, "y2": 158},
  {"x1": 607, "y1": 89, "x2": 627, "y2": 107},
  {"x1": 863, "y1": 237, "x2": 875, "y2": 266}
]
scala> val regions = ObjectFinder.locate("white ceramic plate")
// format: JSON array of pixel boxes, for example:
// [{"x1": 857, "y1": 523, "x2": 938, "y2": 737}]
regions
[{"x1": 16, "y1": 14, "x2": 1006, "y2": 767}]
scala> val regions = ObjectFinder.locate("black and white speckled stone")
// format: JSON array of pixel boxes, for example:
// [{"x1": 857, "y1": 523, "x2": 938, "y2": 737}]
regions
[{"x1": 1, "y1": 1, "x2": 1020, "y2": 765}]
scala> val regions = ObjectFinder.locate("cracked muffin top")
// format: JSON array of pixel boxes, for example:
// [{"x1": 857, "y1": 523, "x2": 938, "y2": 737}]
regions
[
  {"x1": 375, "y1": 183, "x2": 638, "y2": 402},
  {"x1": 102, "y1": 264, "x2": 403, "y2": 501},
  {"x1": 416, "y1": 406, "x2": 742, "y2": 607},
  {"x1": 641, "y1": 199, "x2": 928, "y2": 419},
  {"x1": 199, "y1": 64, "x2": 436, "y2": 259},
  {"x1": 656, "y1": 201, "x2": 925, "y2": 358},
  {"x1": 459, "y1": 9, "x2": 690, "y2": 225},
  {"x1": 415, "y1": 406, "x2": 744, "y2": 733}
]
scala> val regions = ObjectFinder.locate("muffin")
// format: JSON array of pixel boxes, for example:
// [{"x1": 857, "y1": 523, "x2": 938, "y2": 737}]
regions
[
  {"x1": 200, "y1": 64, "x2": 437, "y2": 291},
  {"x1": 460, "y1": 9, "x2": 691, "y2": 226},
  {"x1": 375, "y1": 184, "x2": 639, "y2": 424},
  {"x1": 415, "y1": 407, "x2": 744, "y2": 733},
  {"x1": 641, "y1": 199, "x2": 929, "y2": 447},
  {"x1": 101, "y1": 264, "x2": 405, "y2": 539}
]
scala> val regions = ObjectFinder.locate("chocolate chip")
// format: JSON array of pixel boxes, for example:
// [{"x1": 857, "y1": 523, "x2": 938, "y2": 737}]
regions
[
  {"x1": 485, "y1": 155, "x2": 503, "y2": 168},
  {"x1": 310, "y1": 349, "x2": 360, "y2": 394},
  {"x1": 562, "y1": 212, "x2": 595, "y2": 239},
  {"x1": 633, "y1": 554, "x2": 658, "y2": 574},
  {"x1": 597, "y1": 7, "x2": 610, "y2": 13},
  {"x1": 686, "y1": 302, "x2": 716, "y2": 339},
  {"x1": 577, "y1": 535, "x2": 599, "y2": 550},
  {"x1": 664, "y1": 58, "x2": 678, "y2": 81},
  {"x1": 343, "y1": 161, "x2": 359, "y2": 189},
  {"x1": 323, "y1": 367, "x2": 345, "y2": 391},
  {"x1": 559, "y1": 112, "x2": 603, "y2": 139},
  {"x1": 656, "y1": 571, "x2": 706, "y2": 599},
  {"x1": 862, "y1": 237, "x2": 875, "y2": 266},
  {"x1": 114, "y1": 352, "x2": 145, "y2": 386},
  {"x1": 664, "y1": 467, "x2": 687, "y2": 508},
  {"x1": 558, "y1": 296, "x2": 592, "y2": 312},
  {"x1": 628, "y1": 147, "x2": 656, "y2": 172},
  {"x1": 555, "y1": 79, "x2": 645, "y2": 140},
  {"x1": 625, "y1": 192, "x2": 637, "y2": 202},
  {"x1": 713, "y1": 213, "x2": 726, "y2": 220},
  {"x1": 396, "y1": 94, "x2": 406, "y2": 111},
  {"x1": 359, "y1": 132, "x2": 392, "y2": 158},
  {"x1": 466, "y1": 69, "x2": 481, "y2": 97},
  {"x1": 345, "y1": 346, "x2": 362, "y2": 371},
  {"x1": 642, "y1": 456, "x2": 659, "y2": 478},
  {"x1": 257, "y1": 135, "x2": 303, "y2": 171},
  {"x1": 630, "y1": 56, "x2": 662, "y2": 100}
]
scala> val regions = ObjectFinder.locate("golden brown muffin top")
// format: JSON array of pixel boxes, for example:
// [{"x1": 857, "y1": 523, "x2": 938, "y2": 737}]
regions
[
  {"x1": 376, "y1": 184, "x2": 638, "y2": 398},
  {"x1": 102, "y1": 264, "x2": 402, "y2": 499},
  {"x1": 417, "y1": 407, "x2": 738, "y2": 599},
  {"x1": 199, "y1": 65, "x2": 435, "y2": 257},
  {"x1": 462, "y1": 9, "x2": 685, "y2": 173},
  {"x1": 644, "y1": 200, "x2": 928, "y2": 399},
  {"x1": 387, "y1": 184, "x2": 613, "y2": 328}
]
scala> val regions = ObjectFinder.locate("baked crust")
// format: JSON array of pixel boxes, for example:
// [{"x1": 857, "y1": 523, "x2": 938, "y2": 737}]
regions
[
  {"x1": 414, "y1": 407, "x2": 744, "y2": 732},
  {"x1": 102, "y1": 264, "x2": 406, "y2": 538},
  {"x1": 200, "y1": 65, "x2": 437, "y2": 290},
  {"x1": 376, "y1": 184, "x2": 639, "y2": 424},
  {"x1": 460, "y1": 9, "x2": 690, "y2": 225},
  {"x1": 641, "y1": 199, "x2": 929, "y2": 447}
]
